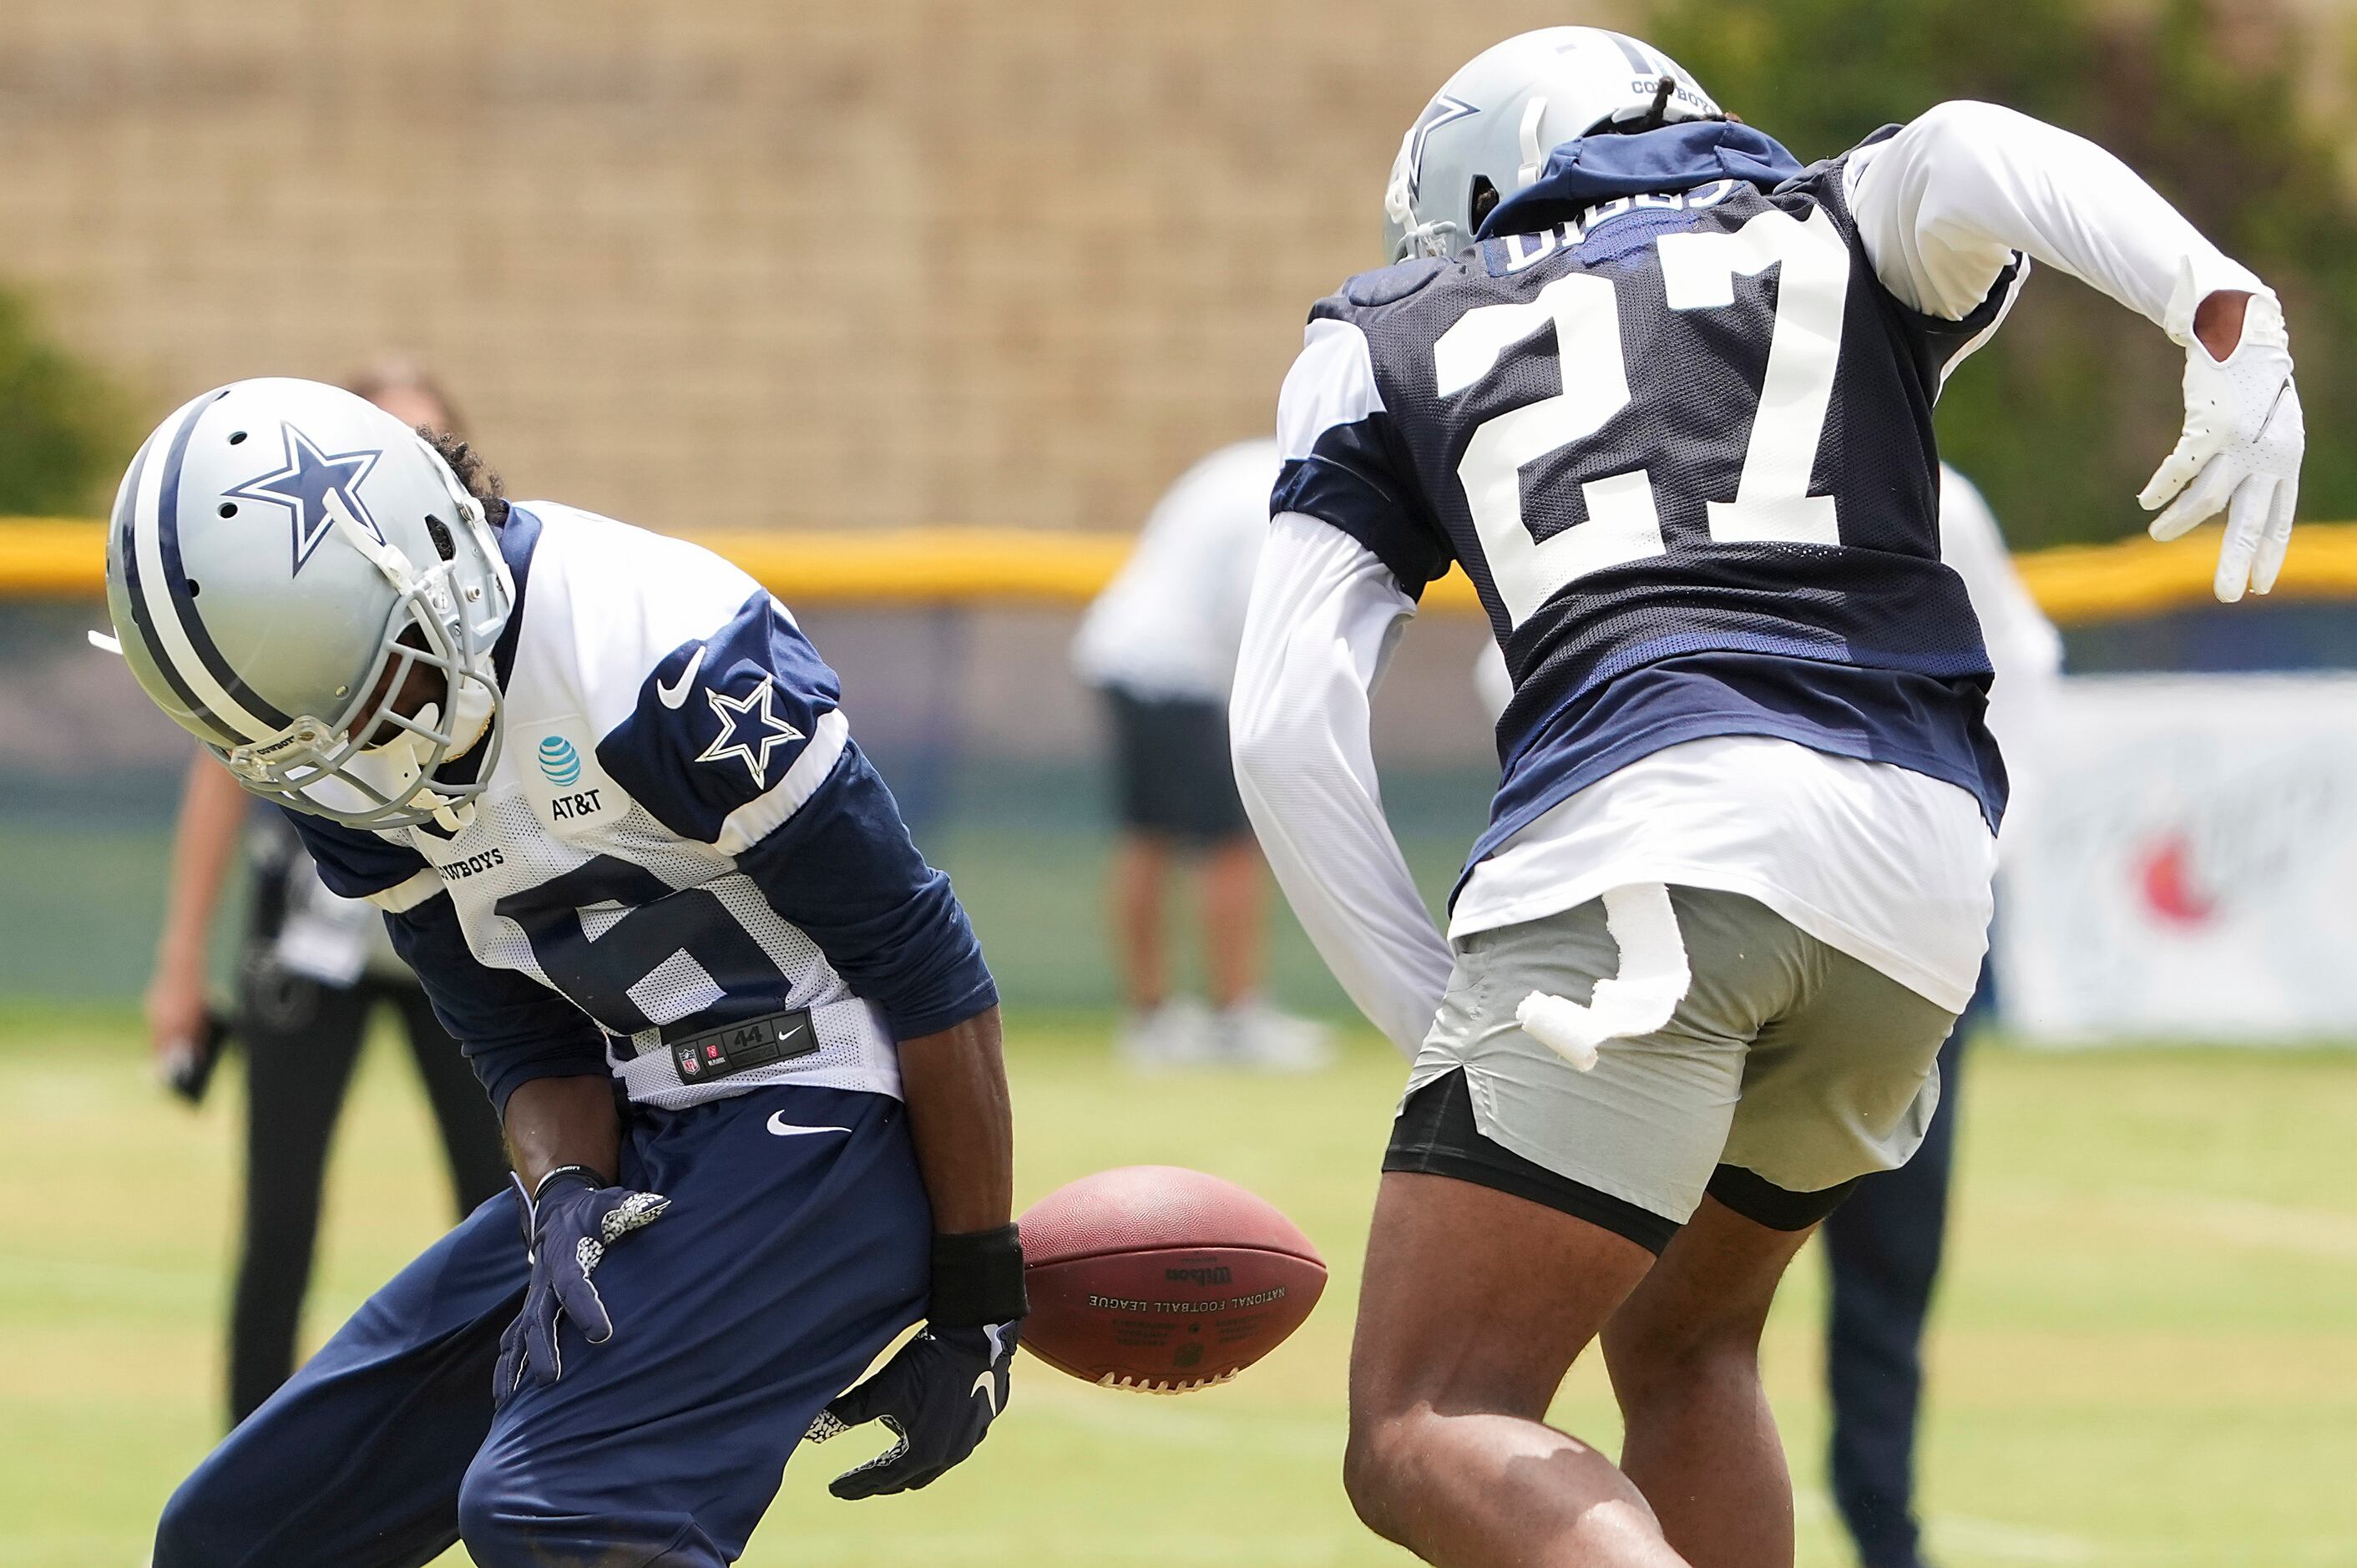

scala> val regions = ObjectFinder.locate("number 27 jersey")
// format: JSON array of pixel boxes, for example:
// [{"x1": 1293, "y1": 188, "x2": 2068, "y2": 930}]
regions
[{"x1": 1274, "y1": 139, "x2": 2023, "y2": 873}]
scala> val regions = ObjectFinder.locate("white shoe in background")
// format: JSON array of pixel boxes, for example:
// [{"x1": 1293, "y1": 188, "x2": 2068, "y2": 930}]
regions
[
  {"x1": 1115, "y1": 999, "x2": 1217, "y2": 1070},
  {"x1": 1215, "y1": 998, "x2": 1334, "y2": 1073}
]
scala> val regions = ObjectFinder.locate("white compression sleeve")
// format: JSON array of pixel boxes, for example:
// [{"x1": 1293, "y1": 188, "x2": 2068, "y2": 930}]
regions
[
  {"x1": 1848, "y1": 99, "x2": 2267, "y2": 343},
  {"x1": 1231, "y1": 512, "x2": 1454, "y2": 1055}
]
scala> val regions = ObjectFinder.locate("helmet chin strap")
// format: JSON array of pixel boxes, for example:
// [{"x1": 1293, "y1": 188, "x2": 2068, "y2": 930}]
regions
[
  {"x1": 353, "y1": 704, "x2": 478, "y2": 832},
  {"x1": 442, "y1": 673, "x2": 498, "y2": 760},
  {"x1": 1515, "y1": 96, "x2": 1551, "y2": 190}
]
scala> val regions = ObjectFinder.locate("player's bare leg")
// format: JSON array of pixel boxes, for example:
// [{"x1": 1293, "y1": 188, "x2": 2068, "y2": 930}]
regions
[
  {"x1": 1198, "y1": 836, "x2": 1266, "y2": 1009},
  {"x1": 1110, "y1": 833, "x2": 1172, "y2": 1009},
  {"x1": 1346, "y1": 1171, "x2": 1687, "y2": 1568},
  {"x1": 1601, "y1": 1196, "x2": 1817, "y2": 1568}
]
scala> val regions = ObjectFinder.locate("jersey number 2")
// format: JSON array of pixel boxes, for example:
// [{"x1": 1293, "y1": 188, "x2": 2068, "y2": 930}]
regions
[{"x1": 1434, "y1": 204, "x2": 1851, "y2": 627}]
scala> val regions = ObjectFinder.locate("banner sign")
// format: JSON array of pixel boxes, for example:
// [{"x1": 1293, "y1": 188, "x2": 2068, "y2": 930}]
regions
[{"x1": 1998, "y1": 675, "x2": 2357, "y2": 1044}]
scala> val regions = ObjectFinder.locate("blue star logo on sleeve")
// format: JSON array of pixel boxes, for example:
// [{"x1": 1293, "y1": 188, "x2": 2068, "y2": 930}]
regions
[
  {"x1": 225, "y1": 422, "x2": 386, "y2": 576},
  {"x1": 694, "y1": 675, "x2": 805, "y2": 790}
]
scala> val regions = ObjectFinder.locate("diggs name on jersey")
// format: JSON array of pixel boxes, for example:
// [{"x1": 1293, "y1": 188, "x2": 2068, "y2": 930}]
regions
[{"x1": 1275, "y1": 121, "x2": 2020, "y2": 879}]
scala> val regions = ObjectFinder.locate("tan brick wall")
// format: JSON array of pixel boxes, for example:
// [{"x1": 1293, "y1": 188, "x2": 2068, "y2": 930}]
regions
[{"x1": 0, "y1": 0, "x2": 1628, "y2": 534}]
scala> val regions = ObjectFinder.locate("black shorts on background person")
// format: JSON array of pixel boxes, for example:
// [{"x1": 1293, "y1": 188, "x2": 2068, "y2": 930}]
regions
[{"x1": 1104, "y1": 687, "x2": 1251, "y2": 844}]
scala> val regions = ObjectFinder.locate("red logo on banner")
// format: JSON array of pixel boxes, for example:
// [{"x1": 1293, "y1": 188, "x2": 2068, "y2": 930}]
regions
[{"x1": 2136, "y1": 833, "x2": 2218, "y2": 928}]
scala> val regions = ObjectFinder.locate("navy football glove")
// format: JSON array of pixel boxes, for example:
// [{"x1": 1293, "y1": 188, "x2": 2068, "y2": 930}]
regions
[
  {"x1": 495, "y1": 1165, "x2": 670, "y2": 1404},
  {"x1": 806, "y1": 1321, "x2": 1018, "y2": 1498}
]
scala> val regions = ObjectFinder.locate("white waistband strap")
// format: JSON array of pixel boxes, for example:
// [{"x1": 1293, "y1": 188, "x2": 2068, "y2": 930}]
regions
[
  {"x1": 1515, "y1": 882, "x2": 1692, "y2": 1071},
  {"x1": 611, "y1": 995, "x2": 903, "y2": 1110}
]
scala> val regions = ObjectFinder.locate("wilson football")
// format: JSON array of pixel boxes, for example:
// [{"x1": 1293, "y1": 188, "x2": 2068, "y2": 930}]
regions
[{"x1": 1018, "y1": 1165, "x2": 1327, "y2": 1394}]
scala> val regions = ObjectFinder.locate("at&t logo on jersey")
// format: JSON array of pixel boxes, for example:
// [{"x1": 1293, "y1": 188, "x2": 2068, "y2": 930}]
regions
[
  {"x1": 519, "y1": 725, "x2": 622, "y2": 832},
  {"x1": 539, "y1": 735, "x2": 583, "y2": 786}
]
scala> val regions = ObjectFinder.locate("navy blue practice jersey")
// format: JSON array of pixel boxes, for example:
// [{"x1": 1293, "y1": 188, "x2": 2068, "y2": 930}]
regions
[
  {"x1": 1274, "y1": 129, "x2": 2023, "y2": 867},
  {"x1": 286, "y1": 503, "x2": 996, "y2": 1115}
]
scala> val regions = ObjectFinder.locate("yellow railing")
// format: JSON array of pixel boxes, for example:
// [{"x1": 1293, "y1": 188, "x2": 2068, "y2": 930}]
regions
[{"x1": 11, "y1": 517, "x2": 2357, "y2": 625}]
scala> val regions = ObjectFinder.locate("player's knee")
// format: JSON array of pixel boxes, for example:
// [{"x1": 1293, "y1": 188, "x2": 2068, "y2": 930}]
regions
[
  {"x1": 458, "y1": 1454, "x2": 706, "y2": 1568},
  {"x1": 151, "y1": 1468, "x2": 241, "y2": 1568},
  {"x1": 1341, "y1": 1422, "x2": 1393, "y2": 1536},
  {"x1": 1603, "y1": 1310, "x2": 1763, "y2": 1419},
  {"x1": 455, "y1": 1456, "x2": 555, "y2": 1568},
  {"x1": 1341, "y1": 1405, "x2": 1422, "y2": 1541}
]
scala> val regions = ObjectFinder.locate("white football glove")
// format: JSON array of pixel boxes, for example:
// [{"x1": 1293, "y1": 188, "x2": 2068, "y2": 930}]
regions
[{"x1": 2138, "y1": 291, "x2": 2304, "y2": 604}]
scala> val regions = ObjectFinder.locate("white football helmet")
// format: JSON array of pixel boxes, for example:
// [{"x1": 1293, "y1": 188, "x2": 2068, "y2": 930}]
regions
[
  {"x1": 103, "y1": 377, "x2": 515, "y2": 831},
  {"x1": 1383, "y1": 27, "x2": 1725, "y2": 262}
]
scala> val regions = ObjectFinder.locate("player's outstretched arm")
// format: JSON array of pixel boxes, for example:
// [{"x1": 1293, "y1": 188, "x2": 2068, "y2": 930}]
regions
[
  {"x1": 807, "y1": 1004, "x2": 1024, "y2": 1499},
  {"x1": 725, "y1": 746, "x2": 1022, "y2": 1496},
  {"x1": 1231, "y1": 512, "x2": 1454, "y2": 1055},
  {"x1": 1849, "y1": 99, "x2": 2304, "y2": 599},
  {"x1": 894, "y1": 1005, "x2": 1014, "y2": 1237}
]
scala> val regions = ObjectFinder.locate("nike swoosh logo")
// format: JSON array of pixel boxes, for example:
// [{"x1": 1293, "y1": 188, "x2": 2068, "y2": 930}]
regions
[
  {"x1": 655, "y1": 645, "x2": 708, "y2": 710},
  {"x1": 971, "y1": 1371, "x2": 1000, "y2": 1417},
  {"x1": 766, "y1": 1112, "x2": 851, "y2": 1138}
]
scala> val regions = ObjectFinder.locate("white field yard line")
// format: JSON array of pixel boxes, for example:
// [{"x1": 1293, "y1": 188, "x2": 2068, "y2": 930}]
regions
[
  {"x1": 0, "y1": 1250, "x2": 216, "y2": 1303},
  {"x1": 1797, "y1": 1490, "x2": 2099, "y2": 1566},
  {"x1": 772, "y1": 1531, "x2": 1368, "y2": 1565},
  {"x1": 1818, "y1": 1490, "x2": 2357, "y2": 1566},
  {"x1": 1991, "y1": 1181, "x2": 2357, "y2": 1259},
  {"x1": 1019, "y1": 1373, "x2": 1341, "y2": 1458},
  {"x1": 2122, "y1": 1186, "x2": 2357, "y2": 1259},
  {"x1": 0, "y1": 1533, "x2": 159, "y2": 1567},
  {"x1": 1928, "y1": 1513, "x2": 2101, "y2": 1563}
]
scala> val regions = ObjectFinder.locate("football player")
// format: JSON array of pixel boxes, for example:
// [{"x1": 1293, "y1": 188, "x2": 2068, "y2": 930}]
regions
[
  {"x1": 106, "y1": 379, "x2": 1026, "y2": 1568},
  {"x1": 1232, "y1": 28, "x2": 2300, "y2": 1568}
]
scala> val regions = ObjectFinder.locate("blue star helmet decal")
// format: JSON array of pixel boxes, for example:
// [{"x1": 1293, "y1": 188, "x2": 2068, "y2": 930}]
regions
[
  {"x1": 1404, "y1": 94, "x2": 1479, "y2": 203},
  {"x1": 695, "y1": 675, "x2": 805, "y2": 789},
  {"x1": 225, "y1": 422, "x2": 386, "y2": 577}
]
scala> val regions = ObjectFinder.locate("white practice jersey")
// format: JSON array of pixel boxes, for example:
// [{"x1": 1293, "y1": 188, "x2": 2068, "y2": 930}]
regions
[
  {"x1": 291, "y1": 503, "x2": 995, "y2": 1111},
  {"x1": 1073, "y1": 440, "x2": 1281, "y2": 702}
]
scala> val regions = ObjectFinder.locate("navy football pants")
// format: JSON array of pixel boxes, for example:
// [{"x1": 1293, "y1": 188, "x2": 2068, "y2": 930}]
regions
[{"x1": 153, "y1": 1085, "x2": 930, "y2": 1568}]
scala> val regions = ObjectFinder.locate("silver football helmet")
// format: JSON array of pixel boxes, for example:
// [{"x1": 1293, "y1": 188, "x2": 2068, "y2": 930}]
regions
[
  {"x1": 1383, "y1": 27, "x2": 1725, "y2": 262},
  {"x1": 103, "y1": 377, "x2": 514, "y2": 831}
]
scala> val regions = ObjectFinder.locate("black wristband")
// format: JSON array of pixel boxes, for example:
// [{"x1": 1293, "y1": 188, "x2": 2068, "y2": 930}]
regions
[
  {"x1": 928, "y1": 1223, "x2": 1029, "y2": 1328},
  {"x1": 532, "y1": 1164, "x2": 608, "y2": 1204}
]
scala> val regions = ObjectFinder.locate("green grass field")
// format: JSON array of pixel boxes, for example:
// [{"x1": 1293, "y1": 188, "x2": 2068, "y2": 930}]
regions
[{"x1": 5, "y1": 1004, "x2": 2355, "y2": 1566}]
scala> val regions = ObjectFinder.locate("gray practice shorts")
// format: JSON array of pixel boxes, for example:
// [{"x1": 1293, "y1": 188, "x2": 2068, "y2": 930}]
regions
[{"x1": 1398, "y1": 886, "x2": 1958, "y2": 1244}]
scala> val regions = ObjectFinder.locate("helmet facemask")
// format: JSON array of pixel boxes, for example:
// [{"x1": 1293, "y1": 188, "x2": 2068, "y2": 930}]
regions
[{"x1": 220, "y1": 465, "x2": 510, "y2": 833}]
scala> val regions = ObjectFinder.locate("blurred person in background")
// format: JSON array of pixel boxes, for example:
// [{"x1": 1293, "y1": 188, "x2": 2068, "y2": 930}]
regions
[
  {"x1": 1474, "y1": 464, "x2": 2061, "y2": 1568},
  {"x1": 1818, "y1": 466, "x2": 2058, "y2": 1568},
  {"x1": 1074, "y1": 439, "x2": 1331, "y2": 1070},
  {"x1": 144, "y1": 360, "x2": 508, "y2": 1425}
]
